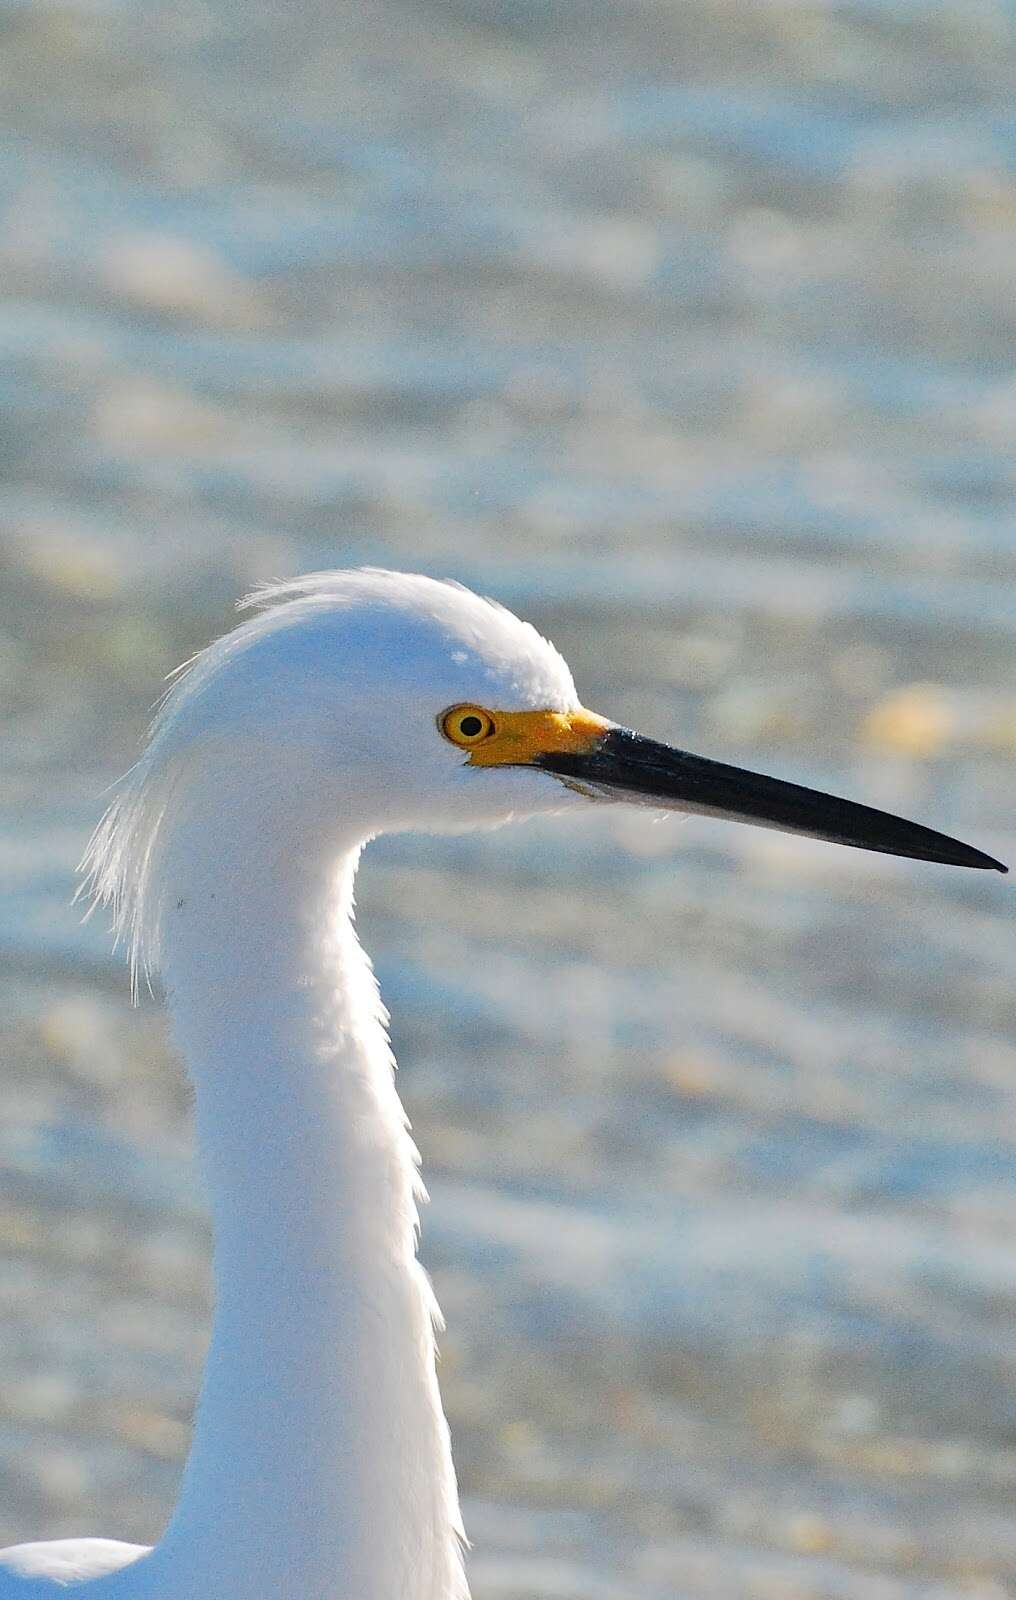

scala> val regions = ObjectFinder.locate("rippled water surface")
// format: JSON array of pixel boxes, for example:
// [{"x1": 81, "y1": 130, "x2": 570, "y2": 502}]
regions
[{"x1": 2, "y1": 1, "x2": 1016, "y2": 1595}]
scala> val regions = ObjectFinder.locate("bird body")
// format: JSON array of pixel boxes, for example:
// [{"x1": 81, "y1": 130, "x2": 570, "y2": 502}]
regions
[{"x1": 1, "y1": 570, "x2": 1002, "y2": 1598}]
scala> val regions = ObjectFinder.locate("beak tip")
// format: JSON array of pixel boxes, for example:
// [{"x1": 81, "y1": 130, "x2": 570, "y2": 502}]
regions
[
  {"x1": 960, "y1": 844, "x2": 1008, "y2": 874},
  {"x1": 962, "y1": 853, "x2": 1007, "y2": 874},
  {"x1": 945, "y1": 842, "x2": 1008, "y2": 874}
]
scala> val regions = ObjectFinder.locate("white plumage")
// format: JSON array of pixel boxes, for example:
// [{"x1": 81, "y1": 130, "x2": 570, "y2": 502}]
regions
[
  {"x1": 2, "y1": 568, "x2": 1000, "y2": 1598},
  {"x1": 1, "y1": 572, "x2": 583, "y2": 1600}
]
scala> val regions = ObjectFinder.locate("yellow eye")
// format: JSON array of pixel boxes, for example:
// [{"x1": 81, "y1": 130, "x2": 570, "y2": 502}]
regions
[{"x1": 440, "y1": 704, "x2": 496, "y2": 747}]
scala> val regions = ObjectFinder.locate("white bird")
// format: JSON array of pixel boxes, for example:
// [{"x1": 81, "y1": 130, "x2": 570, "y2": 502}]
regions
[{"x1": 0, "y1": 569, "x2": 1003, "y2": 1599}]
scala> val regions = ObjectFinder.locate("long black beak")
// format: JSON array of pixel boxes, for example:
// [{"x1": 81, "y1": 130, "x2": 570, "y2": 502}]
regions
[{"x1": 536, "y1": 727, "x2": 1007, "y2": 873}]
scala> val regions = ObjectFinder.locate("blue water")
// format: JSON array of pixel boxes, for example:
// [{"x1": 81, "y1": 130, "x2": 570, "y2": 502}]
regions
[{"x1": 2, "y1": 1, "x2": 1015, "y2": 1594}]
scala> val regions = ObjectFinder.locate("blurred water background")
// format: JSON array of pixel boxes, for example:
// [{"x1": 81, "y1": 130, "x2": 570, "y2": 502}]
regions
[{"x1": 2, "y1": 0, "x2": 1016, "y2": 1594}]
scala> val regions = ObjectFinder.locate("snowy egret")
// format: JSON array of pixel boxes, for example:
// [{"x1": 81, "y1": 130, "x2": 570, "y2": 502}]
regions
[{"x1": 1, "y1": 569, "x2": 1005, "y2": 1598}]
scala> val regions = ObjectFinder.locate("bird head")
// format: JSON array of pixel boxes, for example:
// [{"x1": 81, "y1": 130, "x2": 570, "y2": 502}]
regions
[{"x1": 82, "y1": 567, "x2": 1005, "y2": 987}]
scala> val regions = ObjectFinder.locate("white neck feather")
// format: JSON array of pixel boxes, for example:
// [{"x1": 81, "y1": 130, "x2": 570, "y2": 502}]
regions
[
  {"x1": 131, "y1": 774, "x2": 467, "y2": 1600},
  {"x1": 66, "y1": 569, "x2": 586, "y2": 1600}
]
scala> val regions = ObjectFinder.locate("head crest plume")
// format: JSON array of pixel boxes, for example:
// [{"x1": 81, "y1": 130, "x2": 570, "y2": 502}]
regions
[{"x1": 78, "y1": 568, "x2": 568, "y2": 993}]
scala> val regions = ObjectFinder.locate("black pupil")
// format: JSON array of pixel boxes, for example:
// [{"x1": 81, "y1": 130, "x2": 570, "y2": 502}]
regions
[{"x1": 459, "y1": 715, "x2": 484, "y2": 738}]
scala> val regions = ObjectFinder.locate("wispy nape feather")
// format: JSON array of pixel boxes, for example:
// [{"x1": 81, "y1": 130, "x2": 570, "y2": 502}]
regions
[{"x1": 77, "y1": 734, "x2": 182, "y2": 999}]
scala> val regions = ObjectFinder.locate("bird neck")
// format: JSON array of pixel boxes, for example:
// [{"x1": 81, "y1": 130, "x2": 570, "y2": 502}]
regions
[{"x1": 145, "y1": 798, "x2": 467, "y2": 1600}]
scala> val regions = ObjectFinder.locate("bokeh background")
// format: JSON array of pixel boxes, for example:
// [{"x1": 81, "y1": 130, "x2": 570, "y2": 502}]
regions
[{"x1": 2, "y1": 1, "x2": 1016, "y2": 1595}]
